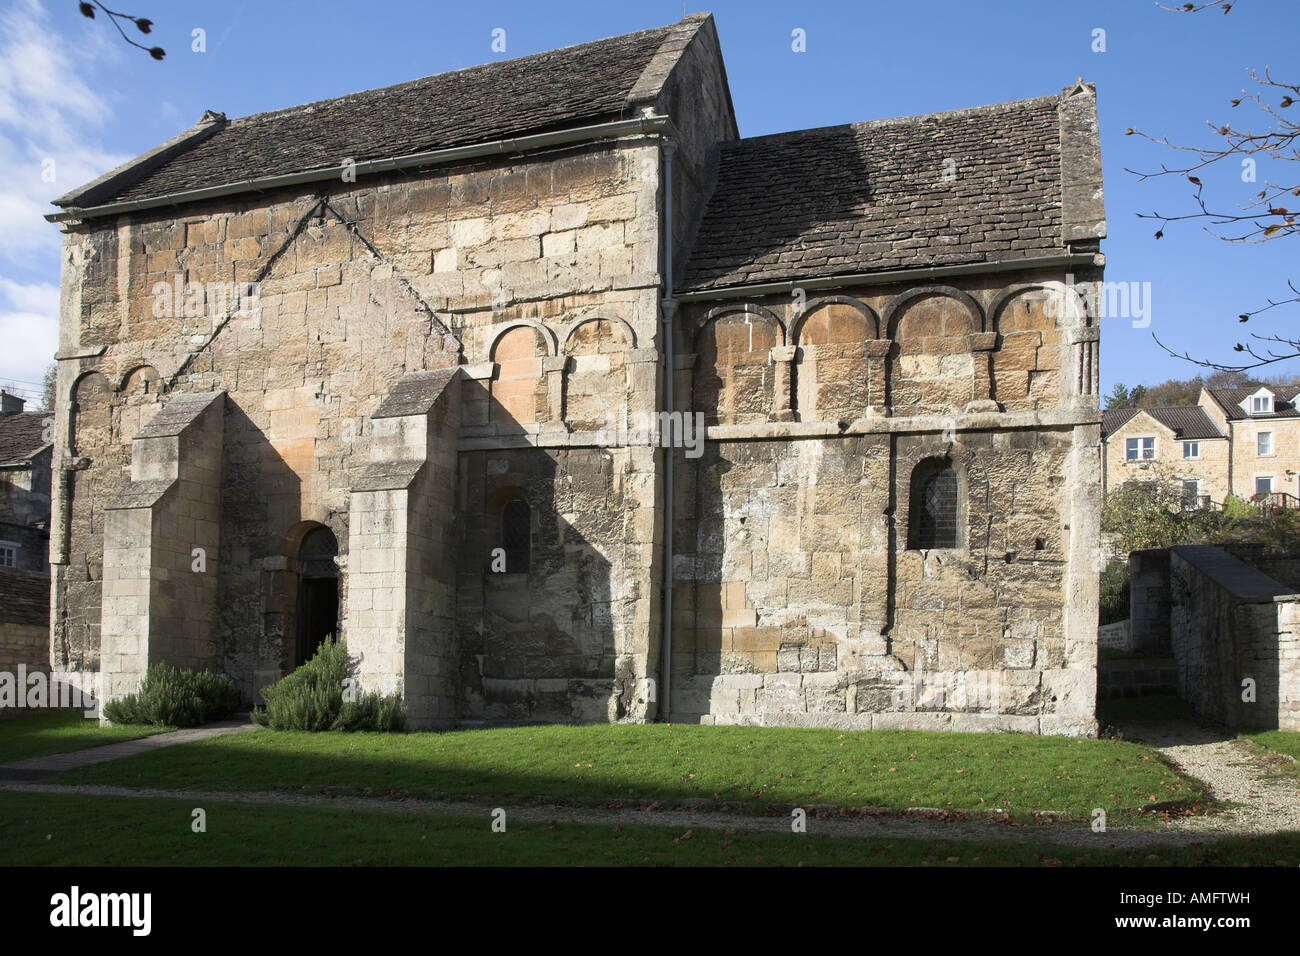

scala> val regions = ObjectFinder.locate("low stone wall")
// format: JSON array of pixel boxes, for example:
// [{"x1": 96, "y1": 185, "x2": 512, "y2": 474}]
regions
[
  {"x1": 1097, "y1": 655, "x2": 1176, "y2": 700},
  {"x1": 1098, "y1": 619, "x2": 1131, "y2": 650},
  {"x1": 1168, "y1": 545, "x2": 1300, "y2": 730},
  {"x1": 1129, "y1": 550, "x2": 1171, "y2": 653},
  {"x1": 0, "y1": 567, "x2": 50, "y2": 719}
]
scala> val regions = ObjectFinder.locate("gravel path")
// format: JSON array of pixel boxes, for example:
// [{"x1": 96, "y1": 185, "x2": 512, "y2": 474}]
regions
[{"x1": 1, "y1": 718, "x2": 1295, "y2": 850}]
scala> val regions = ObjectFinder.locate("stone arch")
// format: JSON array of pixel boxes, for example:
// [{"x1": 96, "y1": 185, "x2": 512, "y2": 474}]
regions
[
  {"x1": 884, "y1": 286, "x2": 983, "y2": 415},
  {"x1": 790, "y1": 295, "x2": 879, "y2": 344},
  {"x1": 791, "y1": 297, "x2": 880, "y2": 421},
  {"x1": 487, "y1": 319, "x2": 557, "y2": 360},
  {"x1": 691, "y1": 302, "x2": 786, "y2": 348},
  {"x1": 883, "y1": 285, "x2": 983, "y2": 338},
  {"x1": 70, "y1": 371, "x2": 112, "y2": 457},
  {"x1": 117, "y1": 365, "x2": 163, "y2": 445},
  {"x1": 987, "y1": 280, "x2": 1092, "y2": 332},
  {"x1": 987, "y1": 283, "x2": 1080, "y2": 411},
  {"x1": 489, "y1": 324, "x2": 549, "y2": 427},
  {"x1": 562, "y1": 314, "x2": 637, "y2": 351},
  {"x1": 907, "y1": 456, "x2": 963, "y2": 550},
  {"x1": 280, "y1": 520, "x2": 341, "y2": 669},
  {"x1": 692, "y1": 304, "x2": 782, "y2": 425},
  {"x1": 562, "y1": 316, "x2": 633, "y2": 431},
  {"x1": 486, "y1": 486, "x2": 531, "y2": 574}
]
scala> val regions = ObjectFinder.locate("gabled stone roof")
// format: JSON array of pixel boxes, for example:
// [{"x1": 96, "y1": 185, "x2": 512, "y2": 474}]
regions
[
  {"x1": 0, "y1": 413, "x2": 48, "y2": 467},
  {"x1": 1101, "y1": 405, "x2": 1225, "y2": 440},
  {"x1": 682, "y1": 91, "x2": 1091, "y2": 292},
  {"x1": 55, "y1": 17, "x2": 707, "y2": 210},
  {"x1": 1206, "y1": 385, "x2": 1300, "y2": 421}
]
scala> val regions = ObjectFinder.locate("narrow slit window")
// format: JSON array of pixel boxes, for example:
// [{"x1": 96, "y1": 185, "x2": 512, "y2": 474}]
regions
[
  {"x1": 911, "y1": 464, "x2": 958, "y2": 549},
  {"x1": 501, "y1": 499, "x2": 531, "y2": 573}
]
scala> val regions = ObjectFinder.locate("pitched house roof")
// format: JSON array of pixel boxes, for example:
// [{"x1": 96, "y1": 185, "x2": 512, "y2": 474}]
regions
[
  {"x1": 1205, "y1": 385, "x2": 1300, "y2": 421},
  {"x1": 682, "y1": 89, "x2": 1098, "y2": 292},
  {"x1": 0, "y1": 413, "x2": 49, "y2": 467},
  {"x1": 1101, "y1": 406, "x2": 1224, "y2": 441},
  {"x1": 54, "y1": 16, "x2": 708, "y2": 211}
]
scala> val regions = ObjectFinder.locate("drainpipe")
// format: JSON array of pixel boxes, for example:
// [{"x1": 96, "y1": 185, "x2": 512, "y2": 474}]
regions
[{"x1": 658, "y1": 138, "x2": 677, "y2": 722}]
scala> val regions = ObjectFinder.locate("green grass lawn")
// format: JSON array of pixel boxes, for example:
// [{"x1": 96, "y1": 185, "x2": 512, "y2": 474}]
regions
[
  {"x1": 1242, "y1": 730, "x2": 1300, "y2": 760},
  {"x1": 56, "y1": 724, "x2": 1201, "y2": 819},
  {"x1": 0, "y1": 790, "x2": 1291, "y2": 867},
  {"x1": 0, "y1": 712, "x2": 173, "y2": 764}
]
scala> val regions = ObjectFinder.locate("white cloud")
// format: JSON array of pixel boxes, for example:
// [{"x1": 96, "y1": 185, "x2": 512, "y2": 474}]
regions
[
  {"x1": 0, "y1": 0, "x2": 131, "y2": 260},
  {"x1": 0, "y1": 279, "x2": 58, "y2": 387}
]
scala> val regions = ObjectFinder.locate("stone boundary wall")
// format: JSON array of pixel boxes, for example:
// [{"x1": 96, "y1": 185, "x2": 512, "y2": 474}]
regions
[
  {"x1": 1097, "y1": 619, "x2": 1131, "y2": 650},
  {"x1": 1167, "y1": 544, "x2": 1300, "y2": 730},
  {"x1": 1129, "y1": 549, "x2": 1171, "y2": 654},
  {"x1": 1097, "y1": 655, "x2": 1176, "y2": 700}
]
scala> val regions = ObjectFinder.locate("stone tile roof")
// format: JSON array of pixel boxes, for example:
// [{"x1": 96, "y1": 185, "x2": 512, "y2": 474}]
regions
[
  {"x1": 1206, "y1": 386, "x2": 1300, "y2": 421},
  {"x1": 0, "y1": 413, "x2": 48, "y2": 467},
  {"x1": 1101, "y1": 406, "x2": 1225, "y2": 440},
  {"x1": 682, "y1": 94, "x2": 1069, "y2": 292},
  {"x1": 57, "y1": 19, "x2": 699, "y2": 208},
  {"x1": 0, "y1": 567, "x2": 48, "y2": 626}
]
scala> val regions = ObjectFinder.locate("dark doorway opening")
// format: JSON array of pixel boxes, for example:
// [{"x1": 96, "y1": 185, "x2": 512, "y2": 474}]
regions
[{"x1": 294, "y1": 525, "x2": 339, "y2": 667}]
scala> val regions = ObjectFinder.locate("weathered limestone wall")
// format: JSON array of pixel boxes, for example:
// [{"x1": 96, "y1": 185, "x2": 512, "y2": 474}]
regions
[
  {"x1": 670, "y1": 268, "x2": 1101, "y2": 734},
  {"x1": 99, "y1": 390, "x2": 223, "y2": 702},
  {"x1": 53, "y1": 133, "x2": 674, "y2": 705},
  {"x1": 1167, "y1": 544, "x2": 1300, "y2": 730},
  {"x1": 347, "y1": 368, "x2": 460, "y2": 729}
]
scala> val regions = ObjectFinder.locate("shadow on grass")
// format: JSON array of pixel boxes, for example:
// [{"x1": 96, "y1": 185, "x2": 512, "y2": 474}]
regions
[{"x1": 54, "y1": 724, "x2": 1203, "y2": 819}]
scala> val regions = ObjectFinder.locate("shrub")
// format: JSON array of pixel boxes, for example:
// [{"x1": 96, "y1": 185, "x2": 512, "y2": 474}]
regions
[
  {"x1": 1098, "y1": 558, "x2": 1130, "y2": 626},
  {"x1": 103, "y1": 663, "x2": 242, "y2": 728},
  {"x1": 252, "y1": 635, "x2": 405, "y2": 732}
]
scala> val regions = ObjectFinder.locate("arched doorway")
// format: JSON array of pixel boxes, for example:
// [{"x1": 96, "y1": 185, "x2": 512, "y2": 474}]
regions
[{"x1": 295, "y1": 525, "x2": 339, "y2": 667}]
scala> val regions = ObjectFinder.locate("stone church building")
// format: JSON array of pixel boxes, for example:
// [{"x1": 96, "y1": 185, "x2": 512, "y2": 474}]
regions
[{"x1": 46, "y1": 14, "x2": 1105, "y2": 733}]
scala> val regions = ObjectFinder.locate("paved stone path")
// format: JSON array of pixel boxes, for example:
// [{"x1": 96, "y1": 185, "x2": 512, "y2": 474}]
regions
[
  {"x1": 0, "y1": 718, "x2": 256, "y2": 782},
  {"x1": 0, "y1": 717, "x2": 1295, "y2": 850}
]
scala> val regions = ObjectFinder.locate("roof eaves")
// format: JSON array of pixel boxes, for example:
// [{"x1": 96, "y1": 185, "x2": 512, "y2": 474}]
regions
[{"x1": 52, "y1": 111, "x2": 228, "y2": 209}]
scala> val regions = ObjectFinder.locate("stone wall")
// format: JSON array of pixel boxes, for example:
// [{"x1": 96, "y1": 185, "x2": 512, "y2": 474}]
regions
[
  {"x1": 1129, "y1": 549, "x2": 1171, "y2": 654},
  {"x1": 667, "y1": 269, "x2": 1102, "y2": 734},
  {"x1": 1166, "y1": 544, "x2": 1300, "y2": 730}
]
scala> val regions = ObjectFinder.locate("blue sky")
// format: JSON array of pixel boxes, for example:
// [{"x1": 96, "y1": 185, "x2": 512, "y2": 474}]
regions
[{"x1": 1, "y1": 0, "x2": 1296, "y2": 404}]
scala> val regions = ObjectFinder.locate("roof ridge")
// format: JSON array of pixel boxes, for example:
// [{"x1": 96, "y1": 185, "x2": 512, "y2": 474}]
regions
[
  {"x1": 726, "y1": 92, "x2": 1062, "y2": 148},
  {"x1": 226, "y1": 19, "x2": 687, "y2": 128}
]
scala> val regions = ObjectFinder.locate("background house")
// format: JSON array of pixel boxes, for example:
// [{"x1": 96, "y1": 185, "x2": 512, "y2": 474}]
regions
[{"x1": 1102, "y1": 384, "x2": 1300, "y2": 508}]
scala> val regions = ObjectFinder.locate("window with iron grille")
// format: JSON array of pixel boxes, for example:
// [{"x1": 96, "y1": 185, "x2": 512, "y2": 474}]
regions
[
  {"x1": 501, "y1": 499, "x2": 530, "y2": 573},
  {"x1": 910, "y1": 462, "x2": 958, "y2": 549}
]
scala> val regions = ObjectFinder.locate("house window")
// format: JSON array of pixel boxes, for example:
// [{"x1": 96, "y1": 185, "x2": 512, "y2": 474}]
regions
[
  {"x1": 1183, "y1": 441, "x2": 1199, "y2": 459},
  {"x1": 501, "y1": 499, "x2": 531, "y2": 573},
  {"x1": 1251, "y1": 394, "x2": 1273, "y2": 414},
  {"x1": 0, "y1": 545, "x2": 15, "y2": 568},
  {"x1": 1256, "y1": 476, "x2": 1273, "y2": 496},
  {"x1": 1125, "y1": 437, "x2": 1155, "y2": 461},
  {"x1": 909, "y1": 460, "x2": 959, "y2": 549},
  {"x1": 1181, "y1": 480, "x2": 1200, "y2": 509},
  {"x1": 1258, "y1": 431, "x2": 1273, "y2": 456}
]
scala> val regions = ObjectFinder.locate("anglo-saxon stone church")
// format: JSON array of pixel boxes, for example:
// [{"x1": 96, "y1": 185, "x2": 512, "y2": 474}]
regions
[{"x1": 46, "y1": 14, "x2": 1105, "y2": 733}]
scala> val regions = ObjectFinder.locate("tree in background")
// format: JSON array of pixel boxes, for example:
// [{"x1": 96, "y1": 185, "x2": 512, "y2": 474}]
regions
[
  {"x1": 1126, "y1": 1, "x2": 1297, "y2": 372},
  {"x1": 41, "y1": 363, "x2": 57, "y2": 411},
  {"x1": 1104, "y1": 370, "x2": 1295, "y2": 409}
]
